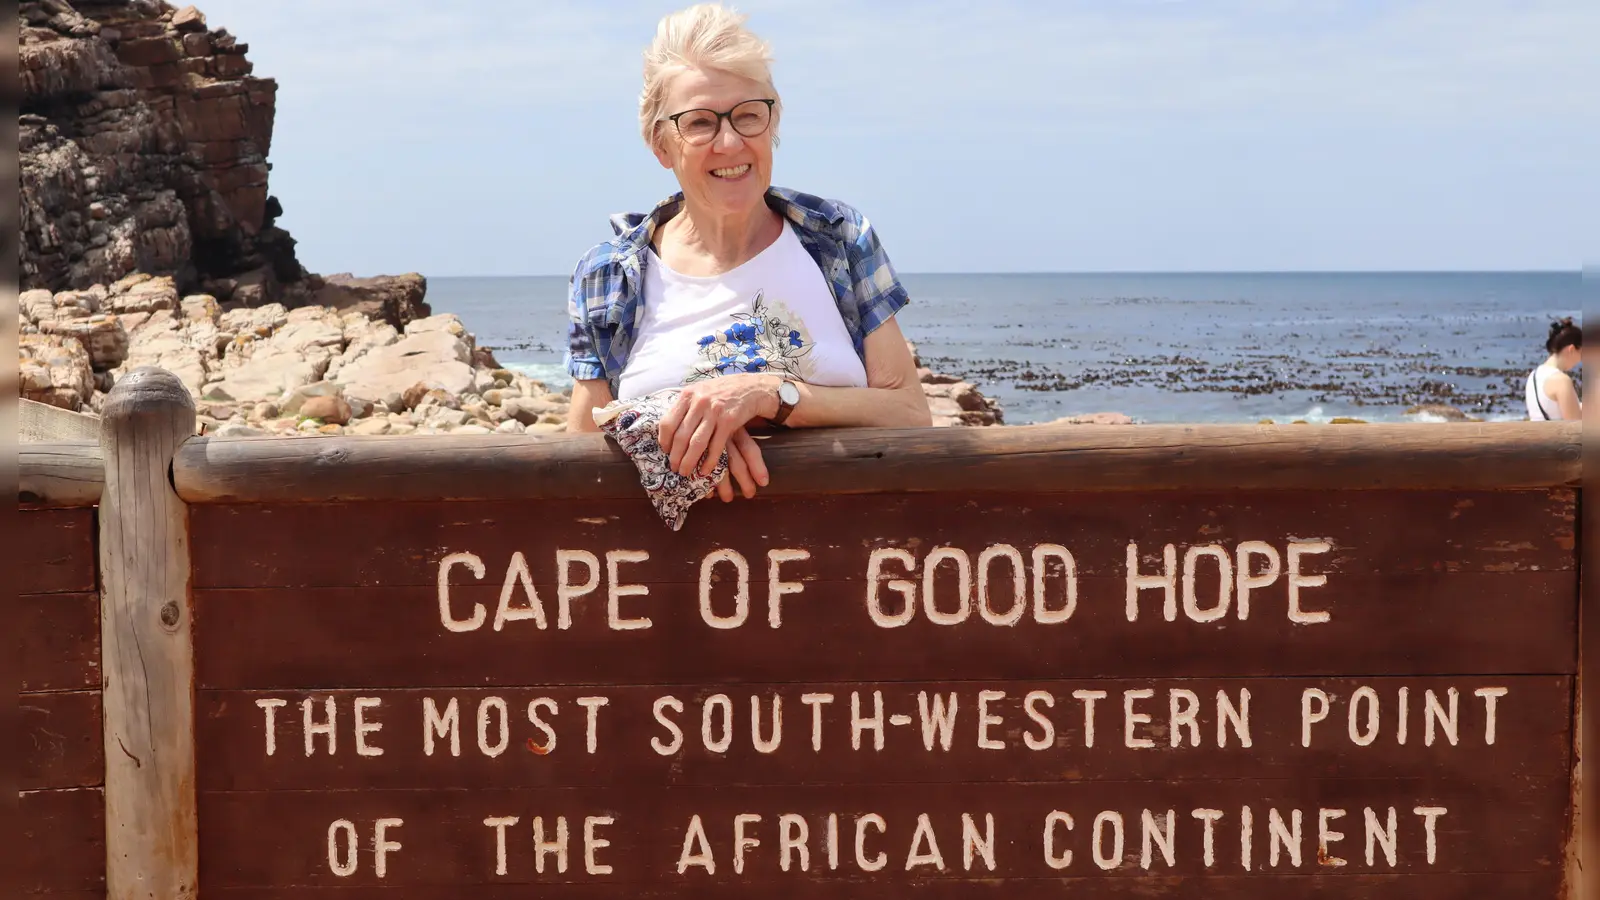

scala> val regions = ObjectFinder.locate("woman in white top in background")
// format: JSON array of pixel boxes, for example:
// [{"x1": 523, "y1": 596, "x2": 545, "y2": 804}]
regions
[{"x1": 1524, "y1": 317, "x2": 1582, "y2": 421}]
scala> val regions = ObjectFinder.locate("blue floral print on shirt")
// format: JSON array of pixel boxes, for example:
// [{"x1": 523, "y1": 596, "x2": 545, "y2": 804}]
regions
[{"x1": 686, "y1": 291, "x2": 810, "y2": 383}]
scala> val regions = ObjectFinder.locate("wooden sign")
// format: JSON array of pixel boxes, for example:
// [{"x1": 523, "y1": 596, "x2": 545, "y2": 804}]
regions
[
  {"x1": 15, "y1": 367, "x2": 1586, "y2": 899},
  {"x1": 187, "y1": 487, "x2": 1578, "y2": 897}
]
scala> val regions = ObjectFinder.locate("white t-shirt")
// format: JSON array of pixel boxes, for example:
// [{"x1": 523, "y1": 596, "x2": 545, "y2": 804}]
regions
[{"x1": 616, "y1": 221, "x2": 869, "y2": 401}]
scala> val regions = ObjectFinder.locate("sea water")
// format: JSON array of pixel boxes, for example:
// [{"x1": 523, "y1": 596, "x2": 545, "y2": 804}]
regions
[{"x1": 427, "y1": 271, "x2": 1581, "y2": 424}]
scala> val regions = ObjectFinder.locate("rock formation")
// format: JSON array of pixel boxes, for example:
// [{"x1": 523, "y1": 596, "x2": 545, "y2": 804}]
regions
[{"x1": 20, "y1": 0, "x2": 320, "y2": 306}]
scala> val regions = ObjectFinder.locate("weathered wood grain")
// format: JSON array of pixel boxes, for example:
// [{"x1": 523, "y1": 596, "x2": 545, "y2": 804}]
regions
[
  {"x1": 187, "y1": 490, "x2": 1577, "y2": 591},
  {"x1": 20, "y1": 591, "x2": 101, "y2": 692},
  {"x1": 199, "y1": 874, "x2": 1566, "y2": 899},
  {"x1": 197, "y1": 778, "x2": 1569, "y2": 886},
  {"x1": 194, "y1": 677, "x2": 1570, "y2": 791},
  {"x1": 192, "y1": 570, "x2": 1576, "y2": 689},
  {"x1": 20, "y1": 787, "x2": 106, "y2": 894},
  {"x1": 19, "y1": 439, "x2": 105, "y2": 507},
  {"x1": 19, "y1": 506, "x2": 96, "y2": 594},
  {"x1": 22, "y1": 690, "x2": 103, "y2": 791},
  {"x1": 98, "y1": 366, "x2": 198, "y2": 900},
  {"x1": 170, "y1": 420, "x2": 1582, "y2": 504}
]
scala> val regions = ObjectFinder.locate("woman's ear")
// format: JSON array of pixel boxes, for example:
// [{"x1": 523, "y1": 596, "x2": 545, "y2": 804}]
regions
[{"x1": 650, "y1": 127, "x2": 676, "y2": 170}]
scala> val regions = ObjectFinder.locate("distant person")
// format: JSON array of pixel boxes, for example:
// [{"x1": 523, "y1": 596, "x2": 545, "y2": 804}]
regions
[
  {"x1": 1525, "y1": 317, "x2": 1582, "y2": 421},
  {"x1": 563, "y1": 2, "x2": 931, "y2": 502}
]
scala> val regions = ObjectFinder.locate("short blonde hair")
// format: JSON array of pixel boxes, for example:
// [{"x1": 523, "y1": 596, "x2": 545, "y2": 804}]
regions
[{"x1": 639, "y1": 3, "x2": 782, "y2": 148}]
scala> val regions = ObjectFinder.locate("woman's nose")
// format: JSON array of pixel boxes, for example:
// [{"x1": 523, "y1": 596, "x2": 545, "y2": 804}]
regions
[{"x1": 713, "y1": 118, "x2": 744, "y2": 151}]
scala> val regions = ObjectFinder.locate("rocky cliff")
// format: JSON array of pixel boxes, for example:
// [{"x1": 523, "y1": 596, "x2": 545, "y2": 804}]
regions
[{"x1": 20, "y1": 0, "x2": 313, "y2": 304}]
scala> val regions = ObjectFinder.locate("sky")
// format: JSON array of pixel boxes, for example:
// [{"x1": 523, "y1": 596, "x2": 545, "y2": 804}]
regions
[{"x1": 195, "y1": 0, "x2": 1597, "y2": 277}]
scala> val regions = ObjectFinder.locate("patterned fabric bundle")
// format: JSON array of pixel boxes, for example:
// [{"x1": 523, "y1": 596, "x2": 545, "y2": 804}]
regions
[{"x1": 593, "y1": 388, "x2": 728, "y2": 531}]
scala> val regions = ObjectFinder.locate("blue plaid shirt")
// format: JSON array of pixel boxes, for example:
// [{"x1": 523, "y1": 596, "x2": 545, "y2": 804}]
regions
[{"x1": 565, "y1": 186, "x2": 911, "y2": 394}]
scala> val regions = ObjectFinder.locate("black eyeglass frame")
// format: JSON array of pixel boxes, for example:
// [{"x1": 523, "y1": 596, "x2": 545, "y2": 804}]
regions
[{"x1": 662, "y1": 98, "x2": 777, "y2": 144}]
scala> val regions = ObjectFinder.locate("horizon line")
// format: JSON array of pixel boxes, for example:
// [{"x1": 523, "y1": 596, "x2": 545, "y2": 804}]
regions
[{"x1": 420, "y1": 267, "x2": 1585, "y2": 279}]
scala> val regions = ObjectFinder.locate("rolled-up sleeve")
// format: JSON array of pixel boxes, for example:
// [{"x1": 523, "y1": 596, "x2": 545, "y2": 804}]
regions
[
  {"x1": 563, "y1": 261, "x2": 606, "y2": 382},
  {"x1": 847, "y1": 213, "x2": 911, "y2": 337}
]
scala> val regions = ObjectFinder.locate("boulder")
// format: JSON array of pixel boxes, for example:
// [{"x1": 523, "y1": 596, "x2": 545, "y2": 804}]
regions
[
  {"x1": 299, "y1": 394, "x2": 353, "y2": 425},
  {"x1": 312, "y1": 273, "x2": 431, "y2": 331},
  {"x1": 20, "y1": 333, "x2": 95, "y2": 410},
  {"x1": 39, "y1": 314, "x2": 128, "y2": 370},
  {"x1": 336, "y1": 319, "x2": 474, "y2": 405}
]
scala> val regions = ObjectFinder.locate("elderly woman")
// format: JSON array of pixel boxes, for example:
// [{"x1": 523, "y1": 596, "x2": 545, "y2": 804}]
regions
[{"x1": 564, "y1": 3, "x2": 931, "y2": 503}]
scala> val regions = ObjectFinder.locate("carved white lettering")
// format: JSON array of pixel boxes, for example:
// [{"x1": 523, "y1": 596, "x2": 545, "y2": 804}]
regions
[
  {"x1": 604, "y1": 550, "x2": 651, "y2": 630},
  {"x1": 1023, "y1": 690, "x2": 1055, "y2": 751},
  {"x1": 977, "y1": 690, "x2": 1006, "y2": 750},
  {"x1": 855, "y1": 814, "x2": 888, "y2": 872},
  {"x1": 866, "y1": 549, "x2": 917, "y2": 628},
  {"x1": 1182, "y1": 544, "x2": 1234, "y2": 622},
  {"x1": 978, "y1": 544, "x2": 1026, "y2": 626},
  {"x1": 1032, "y1": 544, "x2": 1077, "y2": 623},
  {"x1": 962, "y1": 813, "x2": 996, "y2": 871},
  {"x1": 523, "y1": 697, "x2": 555, "y2": 756},
  {"x1": 556, "y1": 549, "x2": 599, "y2": 630},
  {"x1": 1125, "y1": 542, "x2": 1177, "y2": 622},
  {"x1": 1268, "y1": 808, "x2": 1302, "y2": 868},
  {"x1": 1318, "y1": 808, "x2": 1348, "y2": 867},
  {"x1": 534, "y1": 816, "x2": 569, "y2": 873},
  {"x1": 303, "y1": 696, "x2": 336, "y2": 756},
  {"x1": 1234, "y1": 541, "x2": 1280, "y2": 620},
  {"x1": 328, "y1": 819, "x2": 357, "y2": 876},
  {"x1": 1192, "y1": 808, "x2": 1223, "y2": 867},
  {"x1": 1286, "y1": 539, "x2": 1332, "y2": 623},
  {"x1": 438, "y1": 551, "x2": 486, "y2": 632},
  {"x1": 779, "y1": 813, "x2": 810, "y2": 872},
  {"x1": 484, "y1": 816, "x2": 518, "y2": 876},
  {"x1": 354, "y1": 696, "x2": 383, "y2": 757},
  {"x1": 256, "y1": 698, "x2": 285, "y2": 756},
  {"x1": 905, "y1": 813, "x2": 945, "y2": 871},
  {"x1": 576, "y1": 696, "x2": 608, "y2": 754},
  {"x1": 480, "y1": 697, "x2": 511, "y2": 757},
  {"x1": 767, "y1": 549, "x2": 809, "y2": 628},
  {"x1": 700, "y1": 549, "x2": 750, "y2": 629},
  {"x1": 1044, "y1": 810, "x2": 1074, "y2": 869},
  {"x1": 1301, "y1": 689, "x2": 1330, "y2": 747},
  {"x1": 585, "y1": 816, "x2": 614, "y2": 875},
  {"x1": 494, "y1": 551, "x2": 547, "y2": 631},
  {"x1": 651, "y1": 696, "x2": 684, "y2": 756},
  {"x1": 923, "y1": 547, "x2": 972, "y2": 626},
  {"x1": 423, "y1": 697, "x2": 460, "y2": 757},
  {"x1": 1475, "y1": 686, "x2": 1508, "y2": 744},
  {"x1": 1140, "y1": 809, "x2": 1176, "y2": 869},
  {"x1": 1092, "y1": 811, "x2": 1125, "y2": 870},
  {"x1": 802, "y1": 692, "x2": 834, "y2": 752},
  {"x1": 703, "y1": 694, "x2": 733, "y2": 754},
  {"x1": 852, "y1": 691, "x2": 885, "y2": 751},
  {"x1": 677, "y1": 815, "x2": 716, "y2": 874},
  {"x1": 1124, "y1": 689, "x2": 1155, "y2": 749}
]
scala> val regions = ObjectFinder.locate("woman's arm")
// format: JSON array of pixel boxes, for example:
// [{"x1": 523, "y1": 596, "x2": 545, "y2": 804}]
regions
[
  {"x1": 565, "y1": 378, "x2": 613, "y2": 432},
  {"x1": 778, "y1": 318, "x2": 932, "y2": 429},
  {"x1": 658, "y1": 318, "x2": 932, "y2": 478}
]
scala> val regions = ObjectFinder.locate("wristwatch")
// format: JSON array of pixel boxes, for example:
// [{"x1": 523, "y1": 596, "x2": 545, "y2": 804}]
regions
[{"x1": 771, "y1": 379, "x2": 800, "y2": 426}]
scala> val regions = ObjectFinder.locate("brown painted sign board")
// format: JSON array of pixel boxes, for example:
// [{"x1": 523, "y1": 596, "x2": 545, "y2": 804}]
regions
[{"x1": 187, "y1": 486, "x2": 1579, "y2": 897}]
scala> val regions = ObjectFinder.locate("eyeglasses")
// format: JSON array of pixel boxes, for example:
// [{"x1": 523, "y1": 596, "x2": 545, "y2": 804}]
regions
[{"x1": 663, "y1": 99, "x2": 775, "y2": 146}]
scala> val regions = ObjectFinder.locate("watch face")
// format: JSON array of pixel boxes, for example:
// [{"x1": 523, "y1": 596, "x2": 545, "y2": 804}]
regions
[{"x1": 779, "y1": 380, "x2": 800, "y2": 405}]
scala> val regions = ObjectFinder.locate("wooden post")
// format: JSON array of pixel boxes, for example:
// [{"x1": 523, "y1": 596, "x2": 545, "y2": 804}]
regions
[{"x1": 99, "y1": 367, "x2": 198, "y2": 899}]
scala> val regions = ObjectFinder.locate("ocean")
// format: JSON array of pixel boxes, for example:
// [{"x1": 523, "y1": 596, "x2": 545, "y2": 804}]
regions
[{"x1": 426, "y1": 271, "x2": 1583, "y2": 425}]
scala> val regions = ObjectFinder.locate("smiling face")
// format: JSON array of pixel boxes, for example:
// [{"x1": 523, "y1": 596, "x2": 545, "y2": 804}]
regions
[{"x1": 651, "y1": 65, "x2": 775, "y2": 218}]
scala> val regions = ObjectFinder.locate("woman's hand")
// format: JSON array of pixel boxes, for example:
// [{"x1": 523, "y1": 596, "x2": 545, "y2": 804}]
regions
[
  {"x1": 714, "y1": 427, "x2": 769, "y2": 502},
  {"x1": 658, "y1": 374, "x2": 778, "y2": 483}
]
